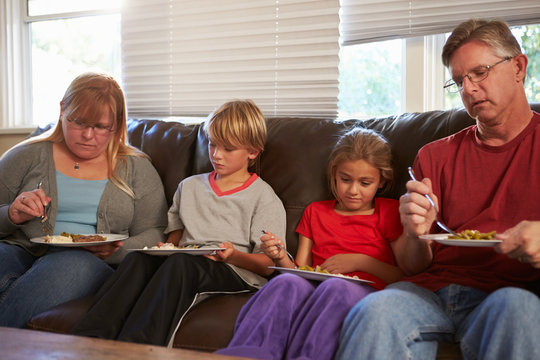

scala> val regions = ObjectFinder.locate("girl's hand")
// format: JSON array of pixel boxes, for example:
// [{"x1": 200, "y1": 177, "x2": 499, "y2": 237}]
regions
[
  {"x1": 83, "y1": 241, "x2": 123, "y2": 260},
  {"x1": 8, "y1": 189, "x2": 51, "y2": 225},
  {"x1": 260, "y1": 231, "x2": 286, "y2": 261},
  {"x1": 320, "y1": 253, "x2": 367, "y2": 274},
  {"x1": 205, "y1": 242, "x2": 234, "y2": 262}
]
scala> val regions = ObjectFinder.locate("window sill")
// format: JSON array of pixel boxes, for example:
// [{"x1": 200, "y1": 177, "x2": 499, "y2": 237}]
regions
[{"x1": 0, "y1": 127, "x2": 35, "y2": 135}]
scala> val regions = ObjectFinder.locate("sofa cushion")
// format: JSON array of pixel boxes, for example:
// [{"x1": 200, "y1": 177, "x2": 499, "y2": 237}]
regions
[
  {"x1": 173, "y1": 293, "x2": 253, "y2": 351},
  {"x1": 127, "y1": 119, "x2": 200, "y2": 206}
]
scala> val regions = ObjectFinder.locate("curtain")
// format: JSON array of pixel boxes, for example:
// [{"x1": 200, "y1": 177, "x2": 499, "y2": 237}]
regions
[
  {"x1": 340, "y1": 0, "x2": 540, "y2": 45},
  {"x1": 122, "y1": 0, "x2": 340, "y2": 118}
]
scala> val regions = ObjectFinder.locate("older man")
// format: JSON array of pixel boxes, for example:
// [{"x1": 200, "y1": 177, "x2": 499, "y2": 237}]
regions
[{"x1": 336, "y1": 19, "x2": 540, "y2": 359}]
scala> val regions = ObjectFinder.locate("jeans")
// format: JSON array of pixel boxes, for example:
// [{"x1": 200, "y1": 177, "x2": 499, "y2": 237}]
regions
[
  {"x1": 0, "y1": 242, "x2": 114, "y2": 328},
  {"x1": 335, "y1": 281, "x2": 540, "y2": 360}
]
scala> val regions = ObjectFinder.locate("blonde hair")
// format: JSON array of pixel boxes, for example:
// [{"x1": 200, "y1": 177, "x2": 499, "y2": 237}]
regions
[
  {"x1": 203, "y1": 99, "x2": 266, "y2": 166},
  {"x1": 442, "y1": 19, "x2": 522, "y2": 67},
  {"x1": 30, "y1": 72, "x2": 145, "y2": 198},
  {"x1": 328, "y1": 128, "x2": 393, "y2": 203}
]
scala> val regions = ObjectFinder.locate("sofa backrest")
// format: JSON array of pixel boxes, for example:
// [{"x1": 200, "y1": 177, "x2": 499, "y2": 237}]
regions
[{"x1": 127, "y1": 103, "x2": 540, "y2": 255}]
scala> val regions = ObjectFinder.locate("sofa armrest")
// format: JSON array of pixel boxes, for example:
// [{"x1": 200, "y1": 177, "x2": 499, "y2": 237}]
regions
[{"x1": 27, "y1": 295, "x2": 93, "y2": 334}]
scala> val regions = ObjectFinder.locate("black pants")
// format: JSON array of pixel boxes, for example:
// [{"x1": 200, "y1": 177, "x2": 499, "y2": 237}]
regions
[{"x1": 70, "y1": 252, "x2": 252, "y2": 345}]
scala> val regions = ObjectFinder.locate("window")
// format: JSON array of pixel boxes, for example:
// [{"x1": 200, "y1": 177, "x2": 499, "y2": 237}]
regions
[
  {"x1": 339, "y1": 23, "x2": 540, "y2": 117},
  {"x1": 1, "y1": 0, "x2": 121, "y2": 128},
  {"x1": 29, "y1": 0, "x2": 121, "y2": 127},
  {"x1": 1, "y1": 1, "x2": 539, "y2": 129},
  {"x1": 338, "y1": 39, "x2": 401, "y2": 119}
]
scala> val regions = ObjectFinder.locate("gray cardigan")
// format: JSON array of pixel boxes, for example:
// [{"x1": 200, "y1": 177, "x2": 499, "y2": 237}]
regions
[{"x1": 0, "y1": 141, "x2": 168, "y2": 264}]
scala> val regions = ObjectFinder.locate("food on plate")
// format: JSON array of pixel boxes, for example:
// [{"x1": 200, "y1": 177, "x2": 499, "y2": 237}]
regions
[
  {"x1": 297, "y1": 265, "x2": 360, "y2": 280},
  {"x1": 61, "y1": 232, "x2": 106, "y2": 242},
  {"x1": 448, "y1": 230, "x2": 496, "y2": 240},
  {"x1": 44, "y1": 233, "x2": 107, "y2": 243},
  {"x1": 299, "y1": 265, "x2": 329, "y2": 274},
  {"x1": 72, "y1": 234, "x2": 106, "y2": 242},
  {"x1": 144, "y1": 243, "x2": 178, "y2": 250},
  {"x1": 143, "y1": 243, "x2": 201, "y2": 250},
  {"x1": 44, "y1": 234, "x2": 73, "y2": 243}
]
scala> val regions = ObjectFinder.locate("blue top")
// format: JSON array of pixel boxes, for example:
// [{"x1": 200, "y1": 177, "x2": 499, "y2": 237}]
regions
[{"x1": 54, "y1": 171, "x2": 108, "y2": 235}]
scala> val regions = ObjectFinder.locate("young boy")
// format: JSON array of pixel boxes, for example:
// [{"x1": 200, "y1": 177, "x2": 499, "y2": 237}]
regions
[{"x1": 70, "y1": 99, "x2": 286, "y2": 346}]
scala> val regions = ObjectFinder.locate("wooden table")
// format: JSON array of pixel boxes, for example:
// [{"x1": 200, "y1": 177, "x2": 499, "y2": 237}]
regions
[{"x1": 1, "y1": 327, "x2": 249, "y2": 360}]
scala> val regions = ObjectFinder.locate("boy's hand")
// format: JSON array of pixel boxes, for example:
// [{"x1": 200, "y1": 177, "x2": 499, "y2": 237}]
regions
[
  {"x1": 260, "y1": 231, "x2": 286, "y2": 261},
  {"x1": 205, "y1": 242, "x2": 234, "y2": 262}
]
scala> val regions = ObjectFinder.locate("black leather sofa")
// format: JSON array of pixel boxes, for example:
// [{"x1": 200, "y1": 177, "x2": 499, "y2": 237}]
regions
[{"x1": 27, "y1": 103, "x2": 540, "y2": 359}]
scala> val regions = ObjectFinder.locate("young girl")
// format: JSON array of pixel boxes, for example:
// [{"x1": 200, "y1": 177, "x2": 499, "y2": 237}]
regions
[
  {"x1": 217, "y1": 127, "x2": 404, "y2": 360},
  {"x1": 70, "y1": 99, "x2": 286, "y2": 346}
]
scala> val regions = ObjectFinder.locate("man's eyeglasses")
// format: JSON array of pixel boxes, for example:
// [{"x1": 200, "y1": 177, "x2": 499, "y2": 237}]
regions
[
  {"x1": 443, "y1": 57, "x2": 513, "y2": 93},
  {"x1": 66, "y1": 118, "x2": 114, "y2": 135}
]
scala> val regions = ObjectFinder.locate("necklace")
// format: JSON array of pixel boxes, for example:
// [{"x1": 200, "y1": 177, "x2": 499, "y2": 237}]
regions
[{"x1": 74, "y1": 162, "x2": 80, "y2": 170}]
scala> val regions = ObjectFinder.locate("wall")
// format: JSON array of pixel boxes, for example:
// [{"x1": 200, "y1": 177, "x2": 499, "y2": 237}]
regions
[{"x1": 0, "y1": 132, "x2": 30, "y2": 156}]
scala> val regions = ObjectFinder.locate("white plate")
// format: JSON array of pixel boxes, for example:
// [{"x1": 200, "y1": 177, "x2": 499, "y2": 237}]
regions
[
  {"x1": 268, "y1": 266, "x2": 374, "y2": 284},
  {"x1": 30, "y1": 234, "x2": 128, "y2": 247},
  {"x1": 132, "y1": 247, "x2": 224, "y2": 256},
  {"x1": 419, "y1": 234, "x2": 501, "y2": 247}
]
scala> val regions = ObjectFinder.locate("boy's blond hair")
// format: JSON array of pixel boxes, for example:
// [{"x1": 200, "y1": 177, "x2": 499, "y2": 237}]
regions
[{"x1": 203, "y1": 100, "x2": 267, "y2": 166}]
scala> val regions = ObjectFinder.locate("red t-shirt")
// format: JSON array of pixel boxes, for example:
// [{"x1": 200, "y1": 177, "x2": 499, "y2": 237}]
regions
[
  {"x1": 295, "y1": 197, "x2": 403, "y2": 290},
  {"x1": 405, "y1": 112, "x2": 540, "y2": 293}
]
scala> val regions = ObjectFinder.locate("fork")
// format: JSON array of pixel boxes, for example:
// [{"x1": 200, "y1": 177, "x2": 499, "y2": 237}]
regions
[
  {"x1": 37, "y1": 181, "x2": 53, "y2": 235},
  {"x1": 407, "y1": 167, "x2": 459, "y2": 237},
  {"x1": 261, "y1": 230, "x2": 298, "y2": 267}
]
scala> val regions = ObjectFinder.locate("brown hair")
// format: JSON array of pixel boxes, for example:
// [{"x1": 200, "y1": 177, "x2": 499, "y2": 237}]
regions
[
  {"x1": 33, "y1": 72, "x2": 144, "y2": 197},
  {"x1": 328, "y1": 128, "x2": 393, "y2": 203},
  {"x1": 442, "y1": 19, "x2": 522, "y2": 67},
  {"x1": 203, "y1": 99, "x2": 267, "y2": 166}
]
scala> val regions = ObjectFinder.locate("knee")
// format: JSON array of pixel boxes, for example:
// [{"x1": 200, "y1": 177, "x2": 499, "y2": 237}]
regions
[
  {"x1": 315, "y1": 279, "x2": 374, "y2": 307},
  {"x1": 266, "y1": 274, "x2": 315, "y2": 296},
  {"x1": 344, "y1": 290, "x2": 399, "y2": 327},
  {"x1": 483, "y1": 287, "x2": 540, "y2": 320},
  {"x1": 50, "y1": 250, "x2": 110, "y2": 275}
]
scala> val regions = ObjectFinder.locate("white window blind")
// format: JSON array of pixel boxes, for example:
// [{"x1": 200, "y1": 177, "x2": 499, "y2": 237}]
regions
[
  {"x1": 122, "y1": 0, "x2": 340, "y2": 118},
  {"x1": 340, "y1": 0, "x2": 540, "y2": 45}
]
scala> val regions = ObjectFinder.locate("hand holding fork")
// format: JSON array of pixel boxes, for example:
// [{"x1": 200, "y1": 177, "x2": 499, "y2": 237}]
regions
[{"x1": 37, "y1": 181, "x2": 53, "y2": 235}]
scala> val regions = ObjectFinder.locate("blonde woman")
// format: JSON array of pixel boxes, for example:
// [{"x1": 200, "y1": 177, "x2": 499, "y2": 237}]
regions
[{"x1": 0, "y1": 73, "x2": 168, "y2": 328}]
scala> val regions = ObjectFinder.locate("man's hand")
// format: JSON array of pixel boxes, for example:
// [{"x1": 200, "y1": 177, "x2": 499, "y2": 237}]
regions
[
  {"x1": 399, "y1": 177, "x2": 438, "y2": 238},
  {"x1": 495, "y1": 221, "x2": 540, "y2": 268}
]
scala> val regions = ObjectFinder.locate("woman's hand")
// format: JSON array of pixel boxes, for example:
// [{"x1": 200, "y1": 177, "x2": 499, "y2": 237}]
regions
[
  {"x1": 205, "y1": 242, "x2": 234, "y2": 262},
  {"x1": 495, "y1": 221, "x2": 540, "y2": 268},
  {"x1": 8, "y1": 189, "x2": 51, "y2": 225},
  {"x1": 83, "y1": 241, "x2": 123, "y2": 260}
]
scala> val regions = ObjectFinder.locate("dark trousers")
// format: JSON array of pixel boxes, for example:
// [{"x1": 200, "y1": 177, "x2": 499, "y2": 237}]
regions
[{"x1": 70, "y1": 252, "x2": 251, "y2": 345}]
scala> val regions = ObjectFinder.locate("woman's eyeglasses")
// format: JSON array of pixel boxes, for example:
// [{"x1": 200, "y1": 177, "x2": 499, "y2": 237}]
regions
[
  {"x1": 66, "y1": 118, "x2": 114, "y2": 135},
  {"x1": 443, "y1": 57, "x2": 513, "y2": 93}
]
